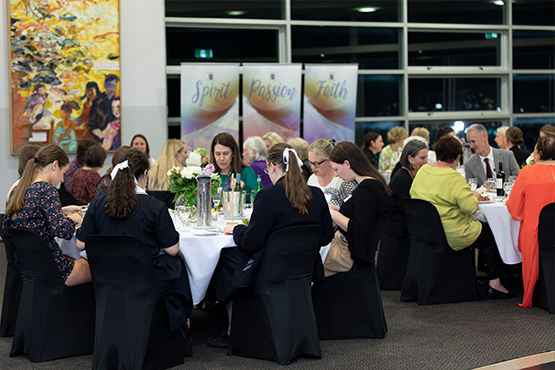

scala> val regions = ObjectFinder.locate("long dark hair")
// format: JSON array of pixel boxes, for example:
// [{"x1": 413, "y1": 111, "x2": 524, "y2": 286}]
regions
[
  {"x1": 267, "y1": 143, "x2": 313, "y2": 215},
  {"x1": 130, "y1": 134, "x2": 151, "y2": 158},
  {"x1": 209, "y1": 132, "x2": 249, "y2": 174},
  {"x1": 6, "y1": 144, "x2": 69, "y2": 214},
  {"x1": 330, "y1": 141, "x2": 391, "y2": 196},
  {"x1": 362, "y1": 132, "x2": 380, "y2": 150},
  {"x1": 105, "y1": 148, "x2": 149, "y2": 220}
]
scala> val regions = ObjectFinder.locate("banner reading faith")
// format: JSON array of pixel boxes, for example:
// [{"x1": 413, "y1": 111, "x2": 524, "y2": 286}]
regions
[
  {"x1": 303, "y1": 64, "x2": 358, "y2": 143},
  {"x1": 242, "y1": 64, "x2": 302, "y2": 142},
  {"x1": 181, "y1": 64, "x2": 240, "y2": 149}
]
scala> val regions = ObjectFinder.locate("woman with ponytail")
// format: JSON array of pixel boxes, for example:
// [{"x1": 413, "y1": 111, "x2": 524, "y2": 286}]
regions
[
  {"x1": 207, "y1": 142, "x2": 334, "y2": 347},
  {"x1": 76, "y1": 148, "x2": 193, "y2": 353},
  {"x1": 3, "y1": 144, "x2": 91, "y2": 286}
]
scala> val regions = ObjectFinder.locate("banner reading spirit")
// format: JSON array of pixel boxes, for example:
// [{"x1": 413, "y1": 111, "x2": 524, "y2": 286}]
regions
[
  {"x1": 181, "y1": 64, "x2": 240, "y2": 149},
  {"x1": 303, "y1": 64, "x2": 358, "y2": 143},
  {"x1": 242, "y1": 64, "x2": 302, "y2": 141}
]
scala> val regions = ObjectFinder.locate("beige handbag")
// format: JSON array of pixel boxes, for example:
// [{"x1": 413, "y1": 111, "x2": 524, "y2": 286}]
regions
[{"x1": 323, "y1": 230, "x2": 354, "y2": 277}]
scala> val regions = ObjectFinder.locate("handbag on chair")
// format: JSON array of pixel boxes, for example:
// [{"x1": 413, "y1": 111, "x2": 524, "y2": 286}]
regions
[{"x1": 323, "y1": 230, "x2": 353, "y2": 277}]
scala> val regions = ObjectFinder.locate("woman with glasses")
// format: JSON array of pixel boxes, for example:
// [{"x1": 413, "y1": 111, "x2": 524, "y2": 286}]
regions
[{"x1": 307, "y1": 139, "x2": 356, "y2": 207}]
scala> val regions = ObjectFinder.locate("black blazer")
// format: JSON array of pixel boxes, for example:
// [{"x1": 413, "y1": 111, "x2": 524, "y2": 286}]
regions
[
  {"x1": 231, "y1": 177, "x2": 334, "y2": 288},
  {"x1": 510, "y1": 146, "x2": 530, "y2": 167}
]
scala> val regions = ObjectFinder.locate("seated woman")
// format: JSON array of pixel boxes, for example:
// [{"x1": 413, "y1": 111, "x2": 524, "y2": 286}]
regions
[
  {"x1": 76, "y1": 148, "x2": 193, "y2": 354},
  {"x1": 147, "y1": 139, "x2": 188, "y2": 208},
  {"x1": 377, "y1": 140, "x2": 428, "y2": 289},
  {"x1": 242, "y1": 136, "x2": 272, "y2": 188},
  {"x1": 361, "y1": 131, "x2": 384, "y2": 169},
  {"x1": 131, "y1": 133, "x2": 156, "y2": 168},
  {"x1": 287, "y1": 137, "x2": 313, "y2": 181},
  {"x1": 95, "y1": 145, "x2": 130, "y2": 198},
  {"x1": 410, "y1": 136, "x2": 513, "y2": 299},
  {"x1": 308, "y1": 139, "x2": 357, "y2": 207},
  {"x1": 379, "y1": 126, "x2": 408, "y2": 171},
  {"x1": 70, "y1": 145, "x2": 107, "y2": 205},
  {"x1": 505, "y1": 126, "x2": 530, "y2": 167},
  {"x1": 495, "y1": 126, "x2": 508, "y2": 149},
  {"x1": 3, "y1": 144, "x2": 90, "y2": 287},
  {"x1": 6, "y1": 142, "x2": 44, "y2": 205},
  {"x1": 506, "y1": 136, "x2": 555, "y2": 307},
  {"x1": 210, "y1": 132, "x2": 256, "y2": 193},
  {"x1": 207, "y1": 143, "x2": 334, "y2": 347}
]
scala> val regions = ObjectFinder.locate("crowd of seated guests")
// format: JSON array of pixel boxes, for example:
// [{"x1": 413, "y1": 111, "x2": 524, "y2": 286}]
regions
[{"x1": 70, "y1": 145, "x2": 106, "y2": 205}]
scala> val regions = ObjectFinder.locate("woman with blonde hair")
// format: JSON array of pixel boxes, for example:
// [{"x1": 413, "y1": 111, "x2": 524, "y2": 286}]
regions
[
  {"x1": 379, "y1": 126, "x2": 408, "y2": 171},
  {"x1": 262, "y1": 131, "x2": 285, "y2": 153},
  {"x1": 287, "y1": 137, "x2": 312, "y2": 180},
  {"x1": 147, "y1": 139, "x2": 188, "y2": 191},
  {"x1": 495, "y1": 126, "x2": 508, "y2": 149}
]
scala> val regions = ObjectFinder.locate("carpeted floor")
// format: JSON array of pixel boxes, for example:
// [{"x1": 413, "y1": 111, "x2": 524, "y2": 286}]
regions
[{"x1": 0, "y1": 241, "x2": 554, "y2": 370}]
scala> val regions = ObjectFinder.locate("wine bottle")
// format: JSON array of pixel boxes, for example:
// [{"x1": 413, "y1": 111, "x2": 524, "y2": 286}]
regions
[
  {"x1": 253, "y1": 175, "x2": 263, "y2": 200},
  {"x1": 496, "y1": 162, "x2": 505, "y2": 197},
  {"x1": 234, "y1": 173, "x2": 242, "y2": 192}
]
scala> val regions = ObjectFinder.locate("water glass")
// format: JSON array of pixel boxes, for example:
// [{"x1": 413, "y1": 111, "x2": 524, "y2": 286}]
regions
[
  {"x1": 486, "y1": 178, "x2": 496, "y2": 190},
  {"x1": 468, "y1": 178, "x2": 478, "y2": 191},
  {"x1": 503, "y1": 181, "x2": 513, "y2": 199},
  {"x1": 242, "y1": 194, "x2": 254, "y2": 219}
]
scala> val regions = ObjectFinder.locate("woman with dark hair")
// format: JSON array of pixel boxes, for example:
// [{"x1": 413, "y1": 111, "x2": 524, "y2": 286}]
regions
[
  {"x1": 6, "y1": 143, "x2": 44, "y2": 204},
  {"x1": 207, "y1": 143, "x2": 334, "y2": 347},
  {"x1": 70, "y1": 145, "x2": 107, "y2": 205},
  {"x1": 63, "y1": 138, "x2": 99, "y2": 191},
  {"x1": 505, "y1": 126, "x2": 530, "y2": 167},
  {"x1": 76, "y1": 148, "x2": 193, "y2": 354},
  {"x1": 210, "y1": 132, "x2": 256, "y2": 193},
  {"x1": 131, "y1": 133, "x2": 156, "y2": 168},
  {"x1": 3, "y1": 144, "x2": 90, "y2": 286},
  {"x1": 507, "y1": 136, "x2": 555, "y2": 308},
  {"x1": 95, "y1": 145, "x2": 130, "y2": 198},
  {"x1": 361, "y1": 131, "x2": 384, "y2": 168},
  {"x1": 434, "y1": 126, "x2": 456, "y2": 144},
  {"x1": 411, "y1": 136, "x2": 512, "y2": 299}
]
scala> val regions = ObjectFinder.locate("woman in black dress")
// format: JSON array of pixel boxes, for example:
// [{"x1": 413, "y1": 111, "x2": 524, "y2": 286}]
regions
[
  {"x1": 361, "y1": 131, "x2": 384, "y2": 168},
  {"x1": 506, "y1": 126, "x2": 530, "y2": 167}
]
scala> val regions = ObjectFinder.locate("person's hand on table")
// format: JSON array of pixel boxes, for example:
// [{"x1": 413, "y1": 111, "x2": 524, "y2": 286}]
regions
[
  {"x1": 67, "y1": 212, "x2": 82, "y2": 227},
  {"x1": 472, "y1": 190, "x2": 480, "y2": 199},
  {"x1": 62, "y1": 205, "x2": 81, "y2": 216},
  {"x1": 223, "y1": 224, "x2": 237, "y2": 235}
]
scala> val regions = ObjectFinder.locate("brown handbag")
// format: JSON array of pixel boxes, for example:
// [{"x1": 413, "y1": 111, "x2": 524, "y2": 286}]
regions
[{"x1": 323, "y1": 230, "x2": 354, "y2": 277}]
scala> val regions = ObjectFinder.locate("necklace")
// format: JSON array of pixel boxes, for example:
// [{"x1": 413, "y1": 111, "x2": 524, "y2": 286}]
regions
[{"x1": 402, "y1": 166, "x2": 414, "y2": 180}]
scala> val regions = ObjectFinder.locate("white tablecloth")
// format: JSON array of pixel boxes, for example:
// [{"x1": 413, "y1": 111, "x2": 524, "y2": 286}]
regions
[{"x1": 476, "y1": 201, "x2": 521, "y2": 265}]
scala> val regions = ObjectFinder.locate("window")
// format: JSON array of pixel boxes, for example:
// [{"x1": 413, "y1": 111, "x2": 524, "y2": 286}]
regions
[
  {"x1": 513, "y1": 74, "x2": 555, "y2": 113},
  {"x1": 513, "y1": 30, "x2": 555, "y2": 70},
  {"x1": 356, "y1": 75, "x2": 401, "y2": 117},
  {"x1": 165, "y1": 0, "x2": 284, "y2": 19},
  {"x1": 408, "y1": 0, "x2": 503, "y2": 25},
  {"x1": 291, "y1": 0, "x2": 400, "y2": 22},
  {"x1": 513, "y1": 1, "x2": 555, "y2": 26}
]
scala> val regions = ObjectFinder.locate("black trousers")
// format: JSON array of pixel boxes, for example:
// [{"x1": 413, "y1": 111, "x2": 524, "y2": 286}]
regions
[{"x1": 468, "y1": 222, "x2": 504, "y2": 280}]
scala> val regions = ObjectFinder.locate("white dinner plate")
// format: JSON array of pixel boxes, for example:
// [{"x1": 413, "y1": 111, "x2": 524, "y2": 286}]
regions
[{"x1": 192, "y1": 229, "x2": 221, "y2": 236}]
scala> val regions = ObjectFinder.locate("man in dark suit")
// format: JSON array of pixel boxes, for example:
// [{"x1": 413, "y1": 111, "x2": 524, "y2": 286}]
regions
[{"x1": 465, "y1": 123, "x2": 520, "y2": 186}]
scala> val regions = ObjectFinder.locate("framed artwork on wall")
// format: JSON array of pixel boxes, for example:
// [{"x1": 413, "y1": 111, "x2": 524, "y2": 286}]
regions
[{"x1": 7, "y1": 0, "x2": 121, "y2": 154}]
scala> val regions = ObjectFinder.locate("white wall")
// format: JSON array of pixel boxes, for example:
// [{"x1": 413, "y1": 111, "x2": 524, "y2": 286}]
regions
[{"x1": 0, "y1": 0, "x2": 168, "y2": 201}]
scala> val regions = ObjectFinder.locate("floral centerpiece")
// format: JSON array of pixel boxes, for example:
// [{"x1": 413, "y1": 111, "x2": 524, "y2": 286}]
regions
[{"x1": 168, "y1": 149, "x2": 221, "y2": 206}]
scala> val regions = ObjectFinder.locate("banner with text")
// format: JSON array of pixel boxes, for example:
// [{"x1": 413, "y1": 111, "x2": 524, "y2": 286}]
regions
[
  {"x1": 303, "y1": 64, "x2": 358, "y2": 143},
  {"x1": 242, "y1": 64, "x2": 302, "y2": 141},
  {"x1": 181, "y1": 64, "x2": 240, "y2": 149}
]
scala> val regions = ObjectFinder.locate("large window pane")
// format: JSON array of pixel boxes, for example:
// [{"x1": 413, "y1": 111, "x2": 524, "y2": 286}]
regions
[
  {"x1": 355, "y1": 121, "x2": 403, "y2": 147},
  {"x1": 409, "y1": 120, "x2": 503, "y2": 147},
  {"x1": 291, "y1": 0, "x2": 400, "y2": 22},
  {"x1": 357, "y1": 75, "x2": 400, "y2": 117},
  {"x1": 408, "y1": 0, "x2": 503, "y2": 25},
  {"x1": 292, "y1": 26, "x2": 400, "y2": 69},
  {"x1": 513, "y1": 30, "x2": 555, "y2": 70},
  {"x1": 513, "y1": 1, "x2": 555, "y2": 26},
  {"x1": 165, "y1": 0, "x2": 283, "y2": 19},
  {"x1": 513, "y1": 117, "x2": 555, "y2": 151},
  {"x1": 409, "y1": 78, "x2": 501, "y2": 112},
  {"x1": 167, "y1": 75, "x2": 180, "y2": 118},
  {"x1": 409, "y1": 31, "x2": 500, "y2": 66},
  {"x1": 513, "y1": 74, "x2": 555, "y2": 114},
  {"x1": 166, "y1": 28, "x2": 279, "y2": 65}
]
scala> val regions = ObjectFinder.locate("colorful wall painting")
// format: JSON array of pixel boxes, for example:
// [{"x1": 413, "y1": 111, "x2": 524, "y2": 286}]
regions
[
  {"x1": 180, "y1": 64, "x2": 240, "y2": 150},
  {"x1": 303, "y1": 64, "x2": 358, "y2": 144},
  {"x1": 242, "y1": 64, "x2": 301, "y2": 142},
  {"x1": 8, "y1": 0, "x2": 121, "y2": 154}
]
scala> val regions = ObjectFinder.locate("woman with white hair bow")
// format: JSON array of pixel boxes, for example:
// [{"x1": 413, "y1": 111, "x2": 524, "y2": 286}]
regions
[{"x1": 207, "y1": 143, "x2": 334, "y2": 348}]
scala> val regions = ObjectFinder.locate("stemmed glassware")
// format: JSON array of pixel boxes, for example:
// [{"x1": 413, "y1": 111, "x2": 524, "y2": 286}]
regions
[
  {"x1": 503, "y1": 181, "x2": 513, "y2": 201},
  {"x1": 213, "y1": 187, "x2": 222, "y2": 211},
  {"x1": 175, "y1": 195, "x2": 191, "y2": 229}
]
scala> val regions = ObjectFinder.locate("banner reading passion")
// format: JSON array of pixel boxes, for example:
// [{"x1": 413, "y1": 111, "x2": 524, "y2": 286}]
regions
[
  {"x1": 303, "y1": 64, "x2": 358, "y2": 143},
  {"x1": 242, "y1": 64, "x2": 302, "y2": 141},
  {"x1": 181, "y1": 64, "x2": 240, "y2": 149}
]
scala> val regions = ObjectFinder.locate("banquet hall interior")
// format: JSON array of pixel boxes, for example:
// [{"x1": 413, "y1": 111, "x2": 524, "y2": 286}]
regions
[{"x1": 1, "y1": 0, "x2": 555, "y2": 369}]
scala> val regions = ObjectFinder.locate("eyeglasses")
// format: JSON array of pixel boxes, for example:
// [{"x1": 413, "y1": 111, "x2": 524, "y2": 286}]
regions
[
  {"x1": 263, "y1": 165, "x2": 269, "y2": 174},
  {"x1": 308, "y1": 159, "x2": 328, "y2": 168}
]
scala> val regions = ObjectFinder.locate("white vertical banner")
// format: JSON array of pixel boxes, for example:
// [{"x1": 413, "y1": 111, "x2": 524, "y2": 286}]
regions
[
  {"x1": 303, "y1": 64, "x2": 358, "y2": 143},
  {"x1": 242, "y1": 64, "x2": 302, "y2": 141},
  {"x1": 180, "y1": 64, "x2": 240, "y2": 149}
]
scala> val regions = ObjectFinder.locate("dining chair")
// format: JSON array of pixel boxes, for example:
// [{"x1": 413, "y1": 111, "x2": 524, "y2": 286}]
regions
[
  {"x1": 147, "y1": 190, "x2": 176, "y2": 209},
  {"x1": 229, "y1": 224, "x2": 323, "y2": 365},
  {"x1": 312, "y1": 214, "x2": 387, "y2": 340},
  {"x1": 534, "y1": 202, "x2": 555, "y2": 314},
  {"x1": 6, "y1": 227, "x2": 95, "y2": 362},
  {"x1": 85, "y1": 235, "x2": 184, "y2": 370},
  {"x1": 57, "y1": 184, "x2": 78, "y2": 207},
  {"x1": 377, "y1": 213, "x2": 411, "y2": 290},
  {"x1": 401, "y1": 198, "x2": 477, "y2": 305},
  {"x1": 0, "y1": 213, "x2": 23, "y2": 337}
]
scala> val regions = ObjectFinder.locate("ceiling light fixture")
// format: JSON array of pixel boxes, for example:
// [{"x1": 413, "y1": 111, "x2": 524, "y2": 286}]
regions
[
  {"x1": 357, "y1": 7, "x2": 377, "y2": 13},
  {"x1": 227, "y1": 11, "x2": 246, "y2": 16},
  {"x1": 493, "y1": 1, "x2": 504, "y2": 6}
]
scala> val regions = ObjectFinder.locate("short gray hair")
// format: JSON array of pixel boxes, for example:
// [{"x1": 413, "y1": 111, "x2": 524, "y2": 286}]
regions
[
  {"x1": 399, "y1": 140, "x2": 428, "y2": 170},
  {"x1": 243, "y1": 136, "x2": 267, "y2": 162},
  {"x1": 466, "y1": 123, "x2": 487, "y2": 136}
]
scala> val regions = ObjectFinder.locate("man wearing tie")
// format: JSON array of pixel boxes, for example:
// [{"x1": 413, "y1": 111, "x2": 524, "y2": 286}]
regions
[{"x1": 464, "y1": 123, "x2": 520, "y2": 186}]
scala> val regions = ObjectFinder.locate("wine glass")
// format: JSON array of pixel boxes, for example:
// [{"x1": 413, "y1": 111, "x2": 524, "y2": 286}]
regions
[
  {"x1": 468, "y1": 178, "x2": 478, "y2": 191},
  {"x1": 503, "y1": 181, "x2": 513, "y2": 200},
  {"x1": 213, "y1": 188, "x2": 222, "y2": 211}
]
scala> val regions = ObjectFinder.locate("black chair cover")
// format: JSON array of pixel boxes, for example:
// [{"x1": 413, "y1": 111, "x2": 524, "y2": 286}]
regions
[
  {"x1": 312, "y1": 215, "x2": 387, "y2": 340},
  {"x1": 58, "y1": 186, "x2": 78, "y2": 207},
  {"x1": 401, "y1": 198, "x2": 477, "y2": 305},
  {"x1": 86, "y1": 235, "x2": 184, "y2": 370},
  {"x1": 534, "y1": 202, "x2": 555, "y2": 314},
  {"x1": 376, "y1": 215, "x2": 411, "y2": 290},
  {"x1": 0, "y1": 214, "x2": 23, "y2": 337},
  {"x1": 6, "y1": 228, "x2": 95, "y2": 362},
  {"x1": 147, "y1": 191, "x2": 176, "y2": 209},
  {"x1": 229, "y1": 225, "x2": 323, "y2": 365}
]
